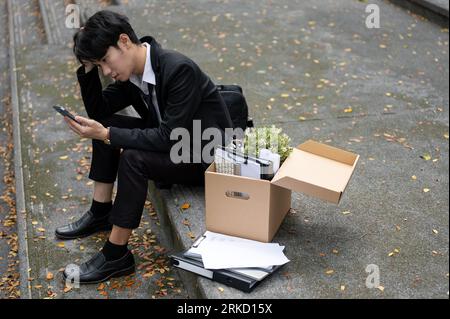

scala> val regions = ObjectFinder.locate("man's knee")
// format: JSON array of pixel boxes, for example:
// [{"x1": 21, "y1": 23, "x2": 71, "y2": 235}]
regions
[{"x1": 119, "y1": 149, "x2": 145, "y2": 173}]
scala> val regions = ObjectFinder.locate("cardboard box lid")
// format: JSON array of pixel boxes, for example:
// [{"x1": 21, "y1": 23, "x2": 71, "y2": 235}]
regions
[{"x1": 271, "y1": 140, "x2": 359, "y2": 204}]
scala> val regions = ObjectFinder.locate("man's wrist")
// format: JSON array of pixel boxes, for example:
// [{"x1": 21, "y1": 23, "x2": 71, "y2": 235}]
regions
[{"x1": 103, "y1": 127, "x2": 111, "y2": 145}]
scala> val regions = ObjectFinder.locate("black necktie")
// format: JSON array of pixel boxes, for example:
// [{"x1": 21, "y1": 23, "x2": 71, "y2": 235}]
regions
[{"x1": 143, "y1": 83, "x2": 159, "y2": 126}]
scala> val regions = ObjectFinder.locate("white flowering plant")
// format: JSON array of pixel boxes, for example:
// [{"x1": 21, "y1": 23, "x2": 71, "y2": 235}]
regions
[{"x1": 242, "y1": 125, "x2": 293, "y2": 163}]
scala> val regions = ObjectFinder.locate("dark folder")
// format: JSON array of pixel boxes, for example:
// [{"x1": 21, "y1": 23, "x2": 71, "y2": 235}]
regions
[{"x1": 170, "y1": 253, "x2": 280, "y2": 293}]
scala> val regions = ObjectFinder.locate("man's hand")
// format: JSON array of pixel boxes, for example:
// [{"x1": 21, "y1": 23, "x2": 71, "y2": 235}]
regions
[{"x1": 64, "y1": 115, "x2": 109, "y2": 141}]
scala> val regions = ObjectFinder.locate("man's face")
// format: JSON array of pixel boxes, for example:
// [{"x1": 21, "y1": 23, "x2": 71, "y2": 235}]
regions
[{"x1": 93, "y1": 37, "x2": 134, "y2": 82}]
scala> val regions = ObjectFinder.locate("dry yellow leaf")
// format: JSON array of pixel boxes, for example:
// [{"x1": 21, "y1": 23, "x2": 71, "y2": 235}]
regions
[
  {"x1": 57, "y1": 242, "x2": 65, "y2": 248},
  {"x1": 37, "y1": 228, "x2": 46, "y2": 232},
  {"x1": 187, "y1": 232, "x2": 196, "y2": 239},
  {"x1": 432, "y1": 229, "x2": 439, "y2": 234},
  {"x1": 59, "y1": 155, "x2": 69, "y2": 160},
  {"x1": 411, "y1": 175, "x2": 417, "y2": 180},
  {"x1": 325, "y1": 270, "x2": 335, "y2": 275},
  {"x1": 181, "y1": 203, "x2": 190, "y2": 210},
  {"x1": 344, "y1": 107, "x2": 353, "y2": 113},
  {"x1": 342, "y1": 211, "x2": 351, "y2": 215},
  {"x1": 423, "y1": 188, "x2": 430, "y2": 193},
  {"x1": 377, "y1": 286, "x2": 385, "y2": 292},
  {"x1": 46, "y1": 272, "x2": 54, "y2": 280},
  {"x1": 340, "y1": 285, "x2": 346, "y2": 291},
  {"x1": 218, "y1": 287, "x2": 224, "y2": 292}
]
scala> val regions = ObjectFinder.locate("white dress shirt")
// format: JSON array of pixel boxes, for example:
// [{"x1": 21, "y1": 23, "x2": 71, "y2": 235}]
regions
[{"x1": 129, "y1": 42, "x2": 161, "y2": 123}]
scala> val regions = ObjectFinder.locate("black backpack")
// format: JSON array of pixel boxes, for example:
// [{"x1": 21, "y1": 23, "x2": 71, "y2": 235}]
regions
[{"x1": 217, "y1": 84, "x2": 253, "y2": 130}]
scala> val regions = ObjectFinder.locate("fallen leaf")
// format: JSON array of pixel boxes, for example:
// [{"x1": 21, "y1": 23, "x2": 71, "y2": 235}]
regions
[
  {"x1": 423, "y1": 188, "x2": 430, "y2": 193},
  {"x1": 344, "y1": 107, "x2": 353, "y2": 113},
  {"x1": 218, "y1": 287, "x2": 224, "y2": 292},
  {"x1": 63, "y1": 286, "x2": 72, "y2": 293},
  {"x1": 377, "y1": 286, "x2": 385, "y2": 292},
  {"x1": 421, "y1": 154, "x2": 431, "y2": 161},
  {"x1": 182, "y1": 219, "x2": 190, "y2": 226},
  {"x1": 325, "y1": 269, "x2": 335, "y2": 275},
  {"x1": 432, "y1": 229, "x2": 439, "y2": 234},
  {"x1": 181, "y1": 203, "x2": 190, "y2": 210},
  {"x1": 342, "y1": 211, "x2": 351, "y2": 215},
  {"x1": 46, "y1": 272, "x2": 54, "y2": 280},
  {"x1": 187, "y1": 232, "x2": 196, "y2": 239},
  {"x1": 59, "y1": 155, "x2": 69, "y2": 160},
  {"x1": 57, "y1": 242, "x2": 65, "y2": 248}
]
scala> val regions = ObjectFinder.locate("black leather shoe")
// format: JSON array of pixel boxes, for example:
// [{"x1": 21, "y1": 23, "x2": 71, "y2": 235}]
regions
[
  {"x1": 55, "y1": 210, "x2": 112, "y2": 240},
  {"x1": 63, "y1": 250, "x2": 135, "y2": 284}
]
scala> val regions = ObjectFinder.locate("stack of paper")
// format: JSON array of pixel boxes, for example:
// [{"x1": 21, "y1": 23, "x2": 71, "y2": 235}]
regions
[
  {"x1": 186, "y1": 231, "x2": 290, "y2": 270},
  {"x1": 171, "y1": 231, "x2": 290, "y2": 292}
]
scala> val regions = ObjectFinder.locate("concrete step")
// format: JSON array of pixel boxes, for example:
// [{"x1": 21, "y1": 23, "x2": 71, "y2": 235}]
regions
[{"x1": 390, "y1": 0, "x2": 449, "y2": 27}]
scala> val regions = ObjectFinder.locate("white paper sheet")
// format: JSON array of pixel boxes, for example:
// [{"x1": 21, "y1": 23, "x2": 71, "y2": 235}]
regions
[{"x1": 188, "y1": 231, "x2": 290, "y2": 270}]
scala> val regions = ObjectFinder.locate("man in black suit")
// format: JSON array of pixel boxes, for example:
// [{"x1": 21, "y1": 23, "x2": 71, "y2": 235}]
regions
[{"x1": 57, "y1": 10, "x2": 233, "y2": 284}]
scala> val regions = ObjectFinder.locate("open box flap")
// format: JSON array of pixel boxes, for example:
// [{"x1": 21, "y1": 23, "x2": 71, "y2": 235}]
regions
[{"x1": 271, "y1": 140, "x2": 359, "y2": 204}]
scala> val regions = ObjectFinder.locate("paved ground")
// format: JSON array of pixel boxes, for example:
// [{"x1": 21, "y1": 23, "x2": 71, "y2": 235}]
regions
[{"x1": 3, "y1": 0, "x2": 449, "y2": 299}]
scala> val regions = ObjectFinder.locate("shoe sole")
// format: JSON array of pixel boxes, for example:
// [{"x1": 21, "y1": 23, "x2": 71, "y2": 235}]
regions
[
  {"x1": 55, "y1": 225, "x2": 113, "y2": 240},
  {"x1": 62, "y1": 264, "x2": 136, "y2": 285}
]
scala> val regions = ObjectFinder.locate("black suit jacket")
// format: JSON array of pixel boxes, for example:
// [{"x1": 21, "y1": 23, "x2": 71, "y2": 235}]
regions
[{"x1": 77, "y1": 36, "x2": 233, "y2": 165}]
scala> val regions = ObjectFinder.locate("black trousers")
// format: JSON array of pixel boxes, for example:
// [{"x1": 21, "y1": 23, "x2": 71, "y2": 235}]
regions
[{"x1": 89, "y1": 115, "x2": 206, "y2": 229}]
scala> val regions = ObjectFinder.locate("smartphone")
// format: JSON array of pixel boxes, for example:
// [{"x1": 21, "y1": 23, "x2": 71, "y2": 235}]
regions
[{"x1": 53, "y1": 105, "x2": 81, "y2": 125}]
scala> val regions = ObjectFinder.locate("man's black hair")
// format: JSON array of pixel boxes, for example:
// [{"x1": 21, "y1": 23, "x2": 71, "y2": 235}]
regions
[{"x1": 73, "y1": 10, "x2": 140, "y2": 64}]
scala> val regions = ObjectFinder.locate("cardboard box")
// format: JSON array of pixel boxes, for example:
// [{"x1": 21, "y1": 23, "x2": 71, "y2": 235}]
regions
[{"x1": 205, "y1": 140, "x2": 360, "y2": 242}]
